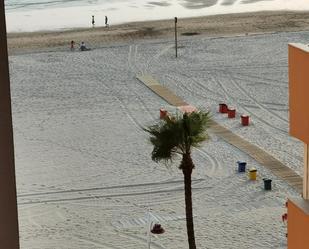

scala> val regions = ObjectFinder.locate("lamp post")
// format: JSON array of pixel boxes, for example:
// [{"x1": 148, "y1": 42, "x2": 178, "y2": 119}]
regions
[
  {"x1": 174, "y1": 17, "x2": 178, "y2": 58},
  {"x1": 147, "y1": 219, "x2": 154, "y2": 249},
  {"x1": 146, "y1": 210, "x2": 165, "y2": 249},
  {"x1": 0, "y1": 1, "x2": 20, "y2": 248}
]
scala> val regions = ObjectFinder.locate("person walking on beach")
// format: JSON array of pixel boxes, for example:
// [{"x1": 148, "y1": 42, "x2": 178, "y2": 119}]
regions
[
  {"x1": 70, "y1": 40, "x2": 75, "y2": 51},
  {"x1": 105, "y1": 16, "x2": 108, "y2": 27},
  {"x1": 92, "y1": 15, "x2": 95, "y2": 27}
]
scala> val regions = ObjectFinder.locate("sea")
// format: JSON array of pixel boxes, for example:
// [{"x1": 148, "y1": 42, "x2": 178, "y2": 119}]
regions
[{"x1": 4, "y1": 0, "x2": 309, "y2": 32}]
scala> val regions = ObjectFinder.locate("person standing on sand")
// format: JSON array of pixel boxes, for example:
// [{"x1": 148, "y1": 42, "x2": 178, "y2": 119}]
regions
[
  {"x1": 70, "y1": 40, "x2": 75, "y2": 51},
  {"x1": 92, "y1": 15, "x2": 95, "y2": 27},
  {"x1": 105, "y1": 16, "x2": 108, "y2": 27}
]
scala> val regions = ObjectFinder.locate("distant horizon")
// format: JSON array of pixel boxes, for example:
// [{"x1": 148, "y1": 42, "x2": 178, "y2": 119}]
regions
[{"x1": 5, "y1": 0, "x2": 309, "y2": 32}]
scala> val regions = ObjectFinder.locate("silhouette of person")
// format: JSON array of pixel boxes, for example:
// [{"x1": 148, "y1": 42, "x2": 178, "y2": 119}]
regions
[
  {"x1": 70, "y1": 40, "x2": 75, "y2": 51},
  {"x1": 92, "y1": 15, "x2": 95, "y2": 27},
  {"x1": 80, "y1": 41, "x2": 87, "y2": 51},
  {"x1": 105, "y1": 16, "x2": 108, "y2": 27}
]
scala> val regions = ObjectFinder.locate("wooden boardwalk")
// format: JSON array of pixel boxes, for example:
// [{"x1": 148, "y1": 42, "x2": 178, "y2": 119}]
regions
[
  {"x1": 136, "y1": 75, "x2": 188, "y2": 107},
  {"x1": 137, "y1": 74, "x2": 303, "y2": 194}
]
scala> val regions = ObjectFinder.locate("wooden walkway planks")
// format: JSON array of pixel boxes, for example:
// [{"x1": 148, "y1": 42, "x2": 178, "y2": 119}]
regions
[
  {"x1": 136, "y1": 74, "x2": 188, "y2": 107},
  {"x1": 137, "y1": 74, "x2": 303, "y2": 194},
  {"x1": 209, "y1": 121, "x2": 302, "y2": 193}
]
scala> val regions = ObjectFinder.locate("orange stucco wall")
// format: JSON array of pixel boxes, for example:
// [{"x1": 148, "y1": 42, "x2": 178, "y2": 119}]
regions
[
  {"x1": 289, "y1": 44, "x2": 309, "y2": 144},
  {"x1": 288, "y1": 198, "x2": 309, "y2": 249}
]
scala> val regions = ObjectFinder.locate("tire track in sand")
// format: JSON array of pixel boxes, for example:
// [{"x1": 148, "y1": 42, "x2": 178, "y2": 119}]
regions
[{"x1": 209, "y1": 72, "x2": 288, "y2": 134}]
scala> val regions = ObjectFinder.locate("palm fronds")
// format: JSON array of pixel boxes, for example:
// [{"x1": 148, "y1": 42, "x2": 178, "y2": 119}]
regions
[{"x1": 144, "y1": 110, "x2": 211, "y2": 163}]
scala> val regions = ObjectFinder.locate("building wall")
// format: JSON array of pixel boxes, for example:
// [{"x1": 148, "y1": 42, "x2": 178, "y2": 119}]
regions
[
  {"x1": 288, "y1": 198, "x2": 309, "y2": 249},
  {"x1": 289, "y1": 43, "x2": 309, "y2": 144},
  {"x1": 0, "y1": 2, "x2": 20, "y2": 248}
]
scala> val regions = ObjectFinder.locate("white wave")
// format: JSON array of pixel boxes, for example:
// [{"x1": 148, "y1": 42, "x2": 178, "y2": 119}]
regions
[{"x1": 5, "y1": 0, "x2": 309, "y2": 32}]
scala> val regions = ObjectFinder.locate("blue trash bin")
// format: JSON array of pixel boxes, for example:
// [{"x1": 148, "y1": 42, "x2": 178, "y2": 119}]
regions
[{"x1": 237, "y1": 161, "x2": 247, "y2": 173}]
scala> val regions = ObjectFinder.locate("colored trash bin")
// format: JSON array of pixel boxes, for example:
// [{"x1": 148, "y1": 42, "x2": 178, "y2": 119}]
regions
[
  {"x1": 237, "y1": 161, "x2": 247, "y2": 173},
  {"x1": 228, "y1": 108, "x2": 236, "y2": 118},
  {"x1": 249, "y1": 168, "x2": 257, "y2": 180},
  {"x1": 241, "y1": 115, "x2": 250, "y2": 126},
  {"x1": 219, "y1": 103, "x2": 228, "y2": 113},
  {"x1": 160, "y1": 108, "x2": 168, "y2": 119},
  {"x1": 263, "y1": 178, "x2": 272, "y2": 190}
]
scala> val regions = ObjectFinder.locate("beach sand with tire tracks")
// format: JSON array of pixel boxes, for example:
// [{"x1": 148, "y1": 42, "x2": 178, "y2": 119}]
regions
[
  {"x1": 7, "y1": 11, "x2": 309, "y2": 55},
  {"x1": 10, "y1": 11, "x2": 308, "y2": 248}
]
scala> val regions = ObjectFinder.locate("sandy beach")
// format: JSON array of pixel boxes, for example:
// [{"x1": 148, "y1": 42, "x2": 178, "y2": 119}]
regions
[
  {"x1": 9, "y1": 10, "x2": 308, "y2": 249},
  {"x1": 7, "y1": 11, "x2": 309, "y2": 55}
]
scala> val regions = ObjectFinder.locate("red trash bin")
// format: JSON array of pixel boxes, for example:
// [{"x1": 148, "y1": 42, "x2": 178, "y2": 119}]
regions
[
  {"x1": 160, "y1": 108, "x2": 168, "y2": 119},
  {"x1": 219, "y1": 103, "x2": 228, "y2": 113},
  {"x1": 228, "y1": 108, "x2": 236, "y2": 118},
  {"x1": 241, "y1": 115, "x2": 249, "y2": 126}
]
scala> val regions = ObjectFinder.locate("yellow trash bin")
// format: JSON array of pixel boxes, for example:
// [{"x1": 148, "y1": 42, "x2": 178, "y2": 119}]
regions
[{"x1": 249, "y1": 168, "x2": 257, "y2": 180}]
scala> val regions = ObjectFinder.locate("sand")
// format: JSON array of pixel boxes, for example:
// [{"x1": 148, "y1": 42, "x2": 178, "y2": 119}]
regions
[
  {"x1": 7, "y1": 11, "x2": 309, "y2": 55},
  {"x1": 9, "y1": 11, "x2": 307, "y2": 249}
]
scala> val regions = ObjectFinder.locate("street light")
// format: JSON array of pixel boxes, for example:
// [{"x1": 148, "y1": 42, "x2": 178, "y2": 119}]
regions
[
  {"x1": 175, "y1": 17, "x2": 178, "y2": 58},
  {"x1": 147, "y1": 211, "x2": 165, "y2": 249}
]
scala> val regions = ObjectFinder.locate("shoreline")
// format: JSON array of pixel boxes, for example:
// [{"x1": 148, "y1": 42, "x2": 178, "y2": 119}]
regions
[{"x1": 7, "y1": 10, "x2": 309, "y2": 55}]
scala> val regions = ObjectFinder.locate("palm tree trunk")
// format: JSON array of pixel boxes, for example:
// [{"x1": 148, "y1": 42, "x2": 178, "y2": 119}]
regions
[{"x1": 182, "y1": 154, "x2": 196, "y2": 249}]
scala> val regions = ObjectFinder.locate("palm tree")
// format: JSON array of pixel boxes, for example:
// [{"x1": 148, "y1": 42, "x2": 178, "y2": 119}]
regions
[{"x1": 144, "y1": 110, "x2": 211, "y2": 249}]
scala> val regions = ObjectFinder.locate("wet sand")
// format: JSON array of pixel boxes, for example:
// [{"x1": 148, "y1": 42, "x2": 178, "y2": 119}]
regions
[{"x1": 7, "y1": 10, "x2": 309, "y2": 55}]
